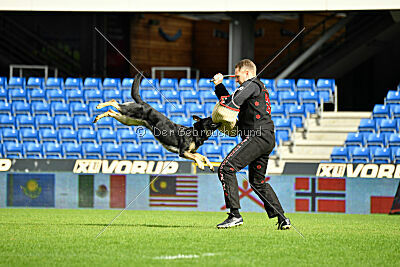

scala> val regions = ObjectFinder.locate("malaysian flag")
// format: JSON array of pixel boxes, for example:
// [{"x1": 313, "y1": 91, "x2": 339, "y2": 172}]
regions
[{"x1": 149, "y1": 175, "x2": 198, "y2": 208}]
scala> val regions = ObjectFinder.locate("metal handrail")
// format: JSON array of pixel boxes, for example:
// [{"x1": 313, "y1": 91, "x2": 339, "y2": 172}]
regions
[
  {"x1": 151, "y1": 67, "x2": 200, "y2": 81},
  {"x1": 9, "y1": 64, "x2": 58, "y2": 82}
]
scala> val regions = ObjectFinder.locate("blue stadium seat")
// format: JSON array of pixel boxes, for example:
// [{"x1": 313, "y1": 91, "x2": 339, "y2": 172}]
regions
[
  {"x1": 124, "y1": 143, "x2": 142, "y2": 159},
  {"x1": 121, "y1": 78, "x2": 134, "y2": 89},
  {"x1": 296, "y1": 79, "x2": 316, "y2": 91},
  {"x1": 373, "y1": 147, "x2": 392, "y2": 163},
  {"x1": 222, "y1": 79, "x2": 236, "y2": 91},
  {"x1": 20, "y1": 128, "x2": 39, "y2": 143},
  {"x1": 172, "y1": 116, "x2": 191, "y2": 127},
  {"x1": 79, "y1": 129, "x2": 98, "y2": 144},
  {"x1": 9, "y1": 88, "x2": 28, "y2": 102},
  {"x1": 98, "y1": 129, "x2": 118, "y2": 144},
  {"x1": 8, "y1": 77, "x2": 25, "y2": 89},
  {"x1": 372, "y1": 104, "x2": 390, "y2": 119},
  {"x1": 103, "y1": 143, "x2": 123, "y2": 159},
  {"x1": 186, "y1": 104, "x2": 206, "y2": 117},
  {"x1": 199, "y1": 90, "x2": 217, "y2": 103},
  {"x1": 66, "y1": 89, "x2": 84, "y2": 103},
  {"x1": 221, "y1": 143, "x2": 235, "y2": 157},
  {"x1": 260, "y1": 79, "x2": 275, "y2": 91},
  {"x1": 299, "y1": 91, "x2": 319, "y2": 114},
  {"x1": 0, "y1": 77, "x2": 7, "y2": 89},
  {"x1": 269, "y1": 91, "x2": 279, "y2": 105},
  {"x1": 4, "y1": 142, "x2": 23, "y2": 158},
  {"x1": 45, "y1": 77, "x2": 64, "y2": 90},
  {"x1": 280, "y1": 91, "x2": 298, "y2": 108},
  {"x1": 55, "y1": 116, "x2": 74, "y2": 129},
  {"x1": 275, "y1": 130, "x2": 289, "y2": 145},
  {"x1": 83, "y1": 143, "x2": 103, "y2": 159},
  {"x1": 203, "y1": 144, "x2": 222, "y2": 161},
  {"x1": 63, "y1": 143, "x2": 83, "y2": 159},
  {"x1": 393, "y1": 147, "x2": 400, "y2": 163},
  {"x1": 39, "y1": 129, "x2": 59, "y2": 143},
  {"x1": 271, "y1": 105, "x2": 286, "y2": 118},
  {"x1": 2, "y1": 128, "x2": 19, "y2": 142},
  {"x1": 164, "y1": 150, "x2": 180, "y2": 161},
  {"x1": 142, "y1": 143, "x2": 163, "y2": 160},
  {"x1": 148, "y1": 102, "x2": 167, "y2": 115},
  {"x1": 288, "y1": 105, "x2": 306, "y2": 128},
  {"x1": 12, "y1": 101, "x2": 30, "y2": 115},
  {"x1": 142, "y1": 90, "x2": 162, "y2": 104},
  {"x1": 46, "y1": 89, "x2": 66, "y2": 102},
  {"x1": 0, "y1": 88, "x2": 7, "y2": 102},
  {"x1": 198, "y1": 78, "x2": 214, "y2": 90},
  {"x1": 59, "y1": 129, "x2": 78, "y2": 144},
  {"x1": 43, "y1": 143, "x2": 63, "y2": 159},
  {"x1": 220, "y1": 135, "x2": 237, "y2": 146},
  {"x1": 160, "y1": 78, "x2": 178, "y2": 90},
  {"x1": 70, "y1": 102, "x2": 89, "y2": 115},
  {"x1": 276, "y1": 79, "x2": 295, "y2": 91},
  {"x1": 140, "y1": 78, "x2": 159, "y2": 90},
  {"x1": 32, "y1": 102, "x2": 51, "y2": 115},
  {"x1": 386, "y1": 90, "x2": 400, "y2": 105},
  {"x1": 1, "y1": 114, "x2": 16, "y2": 129},
  {"x1": 24, "y1": 142, "x2": 43, "y2": 158},
  {"x1": 94, "y1": 117, "x2": 114, "y2": 130},
  {"x1": 160, "y1": 90, "x2": 180, "y2": 104},
  {"x1": 345, "y1": 132, "x2": 364, "y2": 147},
  {"x1": 140, "y1": 130, "x2": 156, "y2": 144},
  {"x1": 358, "y1": 118, "x2": 377, "y2": 133},
  {"x1": 366, "y1": 133, "x2": 386, "y2": 148},
  {"x1": 166, "y1": 103, "x2": 187, "y2": 117},
  {"x1": 275, "y1": 118, "x2": 292, "y2": 132},
  {"x1": 0, "y1": 102, "x2": 11, "y2": 115},
  {"x1": 379, "y1": 118, "x2": 397, "y2": 133},
  {"x1": 117, "y1": 128, "x2": 138, "y2": 144},
  {"x1": 351, "y1": 147, "x2": 371, "y2": 163},
  {"x1": 179, "y1": 79, "x2": 197, "y2": 91},
  {"x1": 35, "y1": 116, "x2": 55, "y2": 129},
  {"x1": 84, "y1": 78, "x2": 102, "y2": 90},
  {"x1": 65, "y1": 78, "x2": 83, "y2": 90},
  {"x1": 330, "y1": 147, "x2": 349, "y2": 162},
  {"x1": 74, "y1": 115, "x2": 93, "y2": 130},
  {"x1": 204, "y1": 103, "x2": 215, "y2": 117},
  {"x1": 103, "y1": 78, "x2": 121, "y2": 90},
  {"x1": 16, "y1": 115, "x2": 34, "y2": 129},
  {"x1": 121, "y1": 89, "x2": 132, "y2": 102},
  {"x1": 388, "y1": 133, "x2": 400, "y2": 147},
  {"x1": 27, "y1": 77, "x2": 44, "y2": 89},
  {"x1": 29, "y1": 89, "x2": 47, "y2": 102},
  {"x1": 316, "y1": 78, "x2": 335, "y2": 100},
  {"x1": 181, "y1": 91, "x2": 199, "y2": 104},
  {"x1": 104, "y1": 90, "x2": 123, "y2": 103},
  {"x1": 51, "y1": 102, "x2": 69, "y2": 116},
  {"x1": 88, "y1": 102, "x2": 104, "y2": 116}
]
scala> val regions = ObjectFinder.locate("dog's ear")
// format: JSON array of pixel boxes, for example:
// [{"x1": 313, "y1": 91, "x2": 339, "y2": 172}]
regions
[{"x1": 192, "y1": 115, "x2": 201, "y2": 122}]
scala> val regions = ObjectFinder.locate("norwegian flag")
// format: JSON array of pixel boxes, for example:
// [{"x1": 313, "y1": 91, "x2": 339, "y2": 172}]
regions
[{"x1": 295, "y1": 177, "x2": 346, "y2": 213}]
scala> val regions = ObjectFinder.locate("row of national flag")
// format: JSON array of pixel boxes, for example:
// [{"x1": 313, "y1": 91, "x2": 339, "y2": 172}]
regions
[{"x1": 5, "y1": 173, "x2": 400, "y2": 214}]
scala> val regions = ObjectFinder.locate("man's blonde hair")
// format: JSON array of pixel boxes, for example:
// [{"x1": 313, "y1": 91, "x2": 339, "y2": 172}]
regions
[{"x1": 235, "y1": 59, "x2": 256, "y2": 75}]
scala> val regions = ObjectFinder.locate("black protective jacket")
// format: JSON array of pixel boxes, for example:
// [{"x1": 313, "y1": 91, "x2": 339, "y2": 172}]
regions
[{"x1": 214, "y1": 78, "x2": 274, "y2": 133}]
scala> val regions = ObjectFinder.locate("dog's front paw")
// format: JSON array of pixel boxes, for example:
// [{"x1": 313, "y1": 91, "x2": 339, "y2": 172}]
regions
[
  {"x1": 93, "y1": 115, "x2": 100, "y2": 123},
  {"x1": 196, "y1": 161, "x2": 205, "y2": 170},
  {"x1": 208, "y1": 164, "x2": 214, "y2": 172}
]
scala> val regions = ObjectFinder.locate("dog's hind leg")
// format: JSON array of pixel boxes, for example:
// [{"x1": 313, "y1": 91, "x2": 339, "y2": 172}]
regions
[{"x1": 96, "y1": 99, "x2": 122, "y2": 112}]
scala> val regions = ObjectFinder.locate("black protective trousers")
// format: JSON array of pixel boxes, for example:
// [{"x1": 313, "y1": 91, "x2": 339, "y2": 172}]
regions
[{"x1": 217, "y1": 129, "x2": 285, "y2": 218}]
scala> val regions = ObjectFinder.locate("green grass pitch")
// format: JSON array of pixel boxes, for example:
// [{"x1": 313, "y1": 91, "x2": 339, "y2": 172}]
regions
[{"x1": 1, "y1": 209, "x2": 399, "y2": 266}]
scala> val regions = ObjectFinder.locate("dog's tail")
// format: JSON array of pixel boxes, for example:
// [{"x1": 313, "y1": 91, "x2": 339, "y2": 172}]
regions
[{"x1": 131, "y1": 73, "x2": 145, "y2": 104}]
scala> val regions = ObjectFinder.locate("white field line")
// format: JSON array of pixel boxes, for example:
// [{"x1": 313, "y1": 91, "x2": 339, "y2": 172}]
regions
[{"x1": 153, "y1": 253, "x2": 216, "y2": 260}]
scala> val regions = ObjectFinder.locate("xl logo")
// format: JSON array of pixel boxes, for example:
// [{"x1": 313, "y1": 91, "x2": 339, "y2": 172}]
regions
[{"x1": 317, "y1": 163, "x2": 400, "y2": 178}]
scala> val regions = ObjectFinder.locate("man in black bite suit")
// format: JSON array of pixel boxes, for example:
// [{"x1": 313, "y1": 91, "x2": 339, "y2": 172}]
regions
[{"x1": 212, "y1": 59, "x2": 291, "y2": 230}]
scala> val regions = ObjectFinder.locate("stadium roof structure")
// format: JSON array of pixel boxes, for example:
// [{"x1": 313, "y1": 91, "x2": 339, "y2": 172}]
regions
[{"x1": 1, "y1": 0, "x2": 400, "y2": 12}]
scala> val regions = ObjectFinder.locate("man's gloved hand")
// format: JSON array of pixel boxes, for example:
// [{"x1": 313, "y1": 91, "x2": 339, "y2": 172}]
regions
[{"x1": 212, "y1": 73, "x2": 224, "y2": 86}]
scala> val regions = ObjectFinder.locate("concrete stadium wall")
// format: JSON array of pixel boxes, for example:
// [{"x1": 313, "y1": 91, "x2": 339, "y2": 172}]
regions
[
  {"x1": 1, "y1": 169, "x2": 398, "y2": 214},
  {"x1": 1, "y1": 0, "x2": 400, "y2": 12}
]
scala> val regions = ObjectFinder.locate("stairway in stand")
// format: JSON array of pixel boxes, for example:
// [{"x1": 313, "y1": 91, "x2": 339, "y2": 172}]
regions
[{"x1": 267, "y1": 111, "x2": 370, "y2": 174}]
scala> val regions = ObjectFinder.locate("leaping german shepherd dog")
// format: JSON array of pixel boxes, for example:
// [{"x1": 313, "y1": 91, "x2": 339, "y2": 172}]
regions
[{"x1": 93, "y1": 74, "x2": 220, "y2": 171}]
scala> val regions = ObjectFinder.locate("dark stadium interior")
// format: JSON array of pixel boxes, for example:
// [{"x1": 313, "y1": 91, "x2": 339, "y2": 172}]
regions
[{"x1": 1, "y1": 11, "x2": 400, "y2": 111}]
